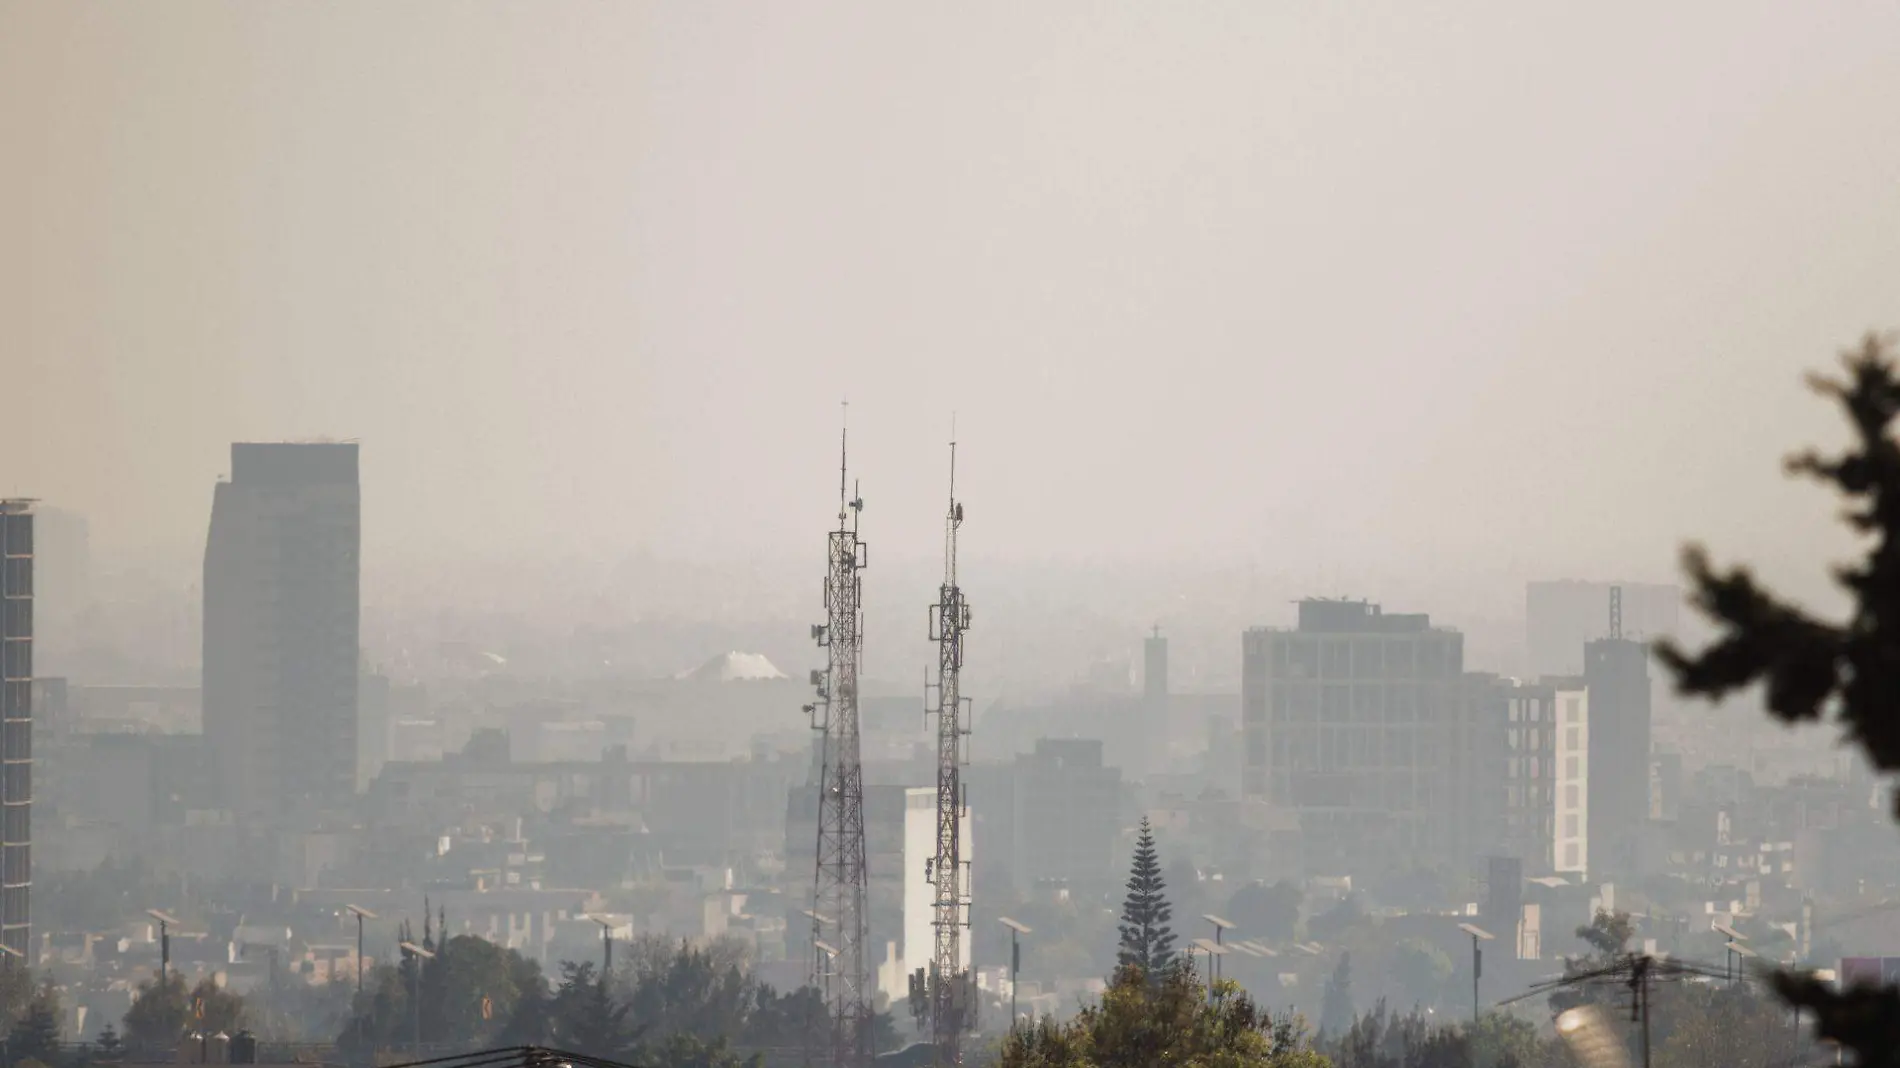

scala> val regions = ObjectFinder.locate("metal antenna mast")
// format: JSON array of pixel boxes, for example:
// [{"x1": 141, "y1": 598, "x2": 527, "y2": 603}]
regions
[
  {"x1": 808, "y1": 406, "x2": 871, "y2": 1068},
  {"x1": 927, "y1": 431, "x2": 972, "y2": 1065}
]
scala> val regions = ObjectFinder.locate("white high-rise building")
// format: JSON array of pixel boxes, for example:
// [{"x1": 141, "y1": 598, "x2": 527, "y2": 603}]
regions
[
  {"x1": 1500, "y1": 680, "x2": 1589, "y2": 876},
  {"x1": 1554, "y1": 688, "x2": 1589, "y2": 875},
  {"x1": 901, "y1": 786, "x2": 971, "y2": 992}
]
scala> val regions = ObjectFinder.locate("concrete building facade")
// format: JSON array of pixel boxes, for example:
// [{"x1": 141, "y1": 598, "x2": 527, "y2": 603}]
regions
[
  {"x1": 1584, "y1": 634, "x2": 1651, "y2": 876},
  {"x1": 901, "y1": 786, "x2": 970, "y2": 989},
  {"x1": 1008, "y1": 738, "x2": 1124, "y2": 899},
  {"x1": 1242, "y1": 599, "x2": 1497, "y2": 878},
  {"x1": 0, "y1": 500, "x2": 33, "y2": 959},
  {"x1": 203, "y1": 443, "x2": 361, "y2": 824},
  {"x1": 1499, "y1": 679, "x2": 1588, "y2": 875}
]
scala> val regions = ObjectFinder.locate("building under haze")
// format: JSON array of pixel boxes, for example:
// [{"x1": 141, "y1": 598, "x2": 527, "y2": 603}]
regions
[
  {"x1": 899, "y1": 786, "x2": 971, "y2": 997},
  {"x1": 203, "y1": 443, "x2": 361, "y2": 825},
  {"x1": 0, "y1": 500, "x2": 33, "y2": 960},
  {"x1": 1498, "y1": 678, "x2": 1588, "y2": 876},
  {"x1": 1526, "y1": 581, "x2": 1678, "y2": 678},
  {"x1": 1242, "y1": 599, "x2": 1500, "y2": 878},
  {"x1": 1584, "y1": 630, "x2": 1651, "y2": 876}
]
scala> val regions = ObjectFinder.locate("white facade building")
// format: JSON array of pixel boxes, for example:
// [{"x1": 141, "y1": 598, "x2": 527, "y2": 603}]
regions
[{"x1": 902, "y1": 786, "x2": 971, "y2": 994}]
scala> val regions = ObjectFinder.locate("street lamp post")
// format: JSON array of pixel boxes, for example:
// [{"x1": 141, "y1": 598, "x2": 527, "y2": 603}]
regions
[
  {"x1": 1457, "y1": 924, "x2": 1495, "y2": 1025},
  {"x1": 1202, "y1": 915, "x2": 1235, "y2": 986},
  {"x1": 345, "y1": 905, "x2": 377, "y2": 1052},
  {"x1": 147, "y1": 910, "x2": 180, "y2": 986},
  {"x1": 999, "y1": 918, "x2": 1031, "y2": 1034},
  {"x1": 1189, "y1": 940, "x2": 1228, "y2": 1002},
  {"x1": 588, "y1": 915, "x2": 615, "y2": 977},
  {"x1": 400, "y1": 940, "x2": 435, "y2": 1052},
  {"x1": 1725, "y1": 941, "x2": 1759, "y2": 987},
  {"x1": 1713, "y1": 923, "x2": 1749, "y2": 985},
  {"x1": 345, "y1": 906, "x2": 377, "y2": 997}
]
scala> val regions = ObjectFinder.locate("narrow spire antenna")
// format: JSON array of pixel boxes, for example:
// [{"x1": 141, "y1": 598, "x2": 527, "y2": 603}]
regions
[{"x1": 839, "y1": 400, "x2": 850, "y2": 523}]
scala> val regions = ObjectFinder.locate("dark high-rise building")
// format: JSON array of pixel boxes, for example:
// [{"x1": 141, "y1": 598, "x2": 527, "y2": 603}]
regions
[
  {"x1": 0, "y1": 500, "x2": 33, "y2": 960},
  {"x1": 1243, "y1": 599, "x2": 1502, "y2": 878},
  {"x1": 204, "y1": 443, "x2": 360, "y2": 824},
  {"x1": 1584, "y1": 633, "x2": 1651, "y2": 876}
]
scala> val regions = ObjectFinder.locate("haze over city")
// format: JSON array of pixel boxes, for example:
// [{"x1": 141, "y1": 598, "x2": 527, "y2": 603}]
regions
[{"x1": 4, "y1": 5, "x2": 1900, "y2": 1068}]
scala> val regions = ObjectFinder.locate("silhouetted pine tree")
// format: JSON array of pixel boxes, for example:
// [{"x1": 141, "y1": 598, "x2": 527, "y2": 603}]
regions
[
  {"x1": 1319, "y1": 953, "x2": 1355, "y2": 1039},
  {"x1": 10, "y1": 978, "x2": 62, "y2": 1064},
  {"x1": 1116, "y1": 817, "x2": 1177, "y2": 977},
  {"x1": 1660, "y1": 333, "x2": 1900, "y2": 1064}
]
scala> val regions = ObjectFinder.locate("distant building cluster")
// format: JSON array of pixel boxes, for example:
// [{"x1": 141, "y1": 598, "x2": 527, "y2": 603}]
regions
[{"x1": 11, "y1": 444, "x2": 1894, "y2": 1047}]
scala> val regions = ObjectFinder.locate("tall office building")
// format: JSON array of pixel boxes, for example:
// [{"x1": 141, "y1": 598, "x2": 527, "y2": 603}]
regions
[
  {"x1": 1584, "y1": 634, "x2": 1650, "y2": 875},
  {"x1": 204, "y1": 443, "x2": 361, "y2": 824},
  {"x1": 1526, "y1": 581, "x2": 1679, "y2": 677},
  {"x1": 26, "y1": 507, "x2": 87, "y2": 672},
  {"x1": 1243, "y1": 599, "x2": 1498, "y2": 877},
  {"x1": 1498, "y1": 678, "x2": 1588, "y2": 875},
  {"x1": 1144, "y1": 627, "x2": 1168, "y2": 710},
  {"x1": 0, "y1": 501, "x2": 33, "y2": 960}
]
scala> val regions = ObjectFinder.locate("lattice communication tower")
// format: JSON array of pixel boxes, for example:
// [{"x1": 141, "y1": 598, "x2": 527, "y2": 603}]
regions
[
  {"x1": 807, "y1": 420, "x2": 871, "y2": 1068},
  {"x1": 927, "y1": 439, "x2": 973, "y2": 1064}
]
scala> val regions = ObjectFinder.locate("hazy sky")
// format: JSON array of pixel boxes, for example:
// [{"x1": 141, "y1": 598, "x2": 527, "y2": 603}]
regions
[{"x1": 6, "y1": 2, "x2": 1898, "y2": 613}]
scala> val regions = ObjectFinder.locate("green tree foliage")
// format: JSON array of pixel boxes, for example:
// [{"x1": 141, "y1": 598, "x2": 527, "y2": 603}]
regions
[
  {"x1": 1325, "y1": 1003, "x2": 1560, "y2": 1068},
  {"x1": 427, "y1": 934, "x2": 541, "y2": 1043},
  {"x1": 0, "y1": 964, "x2": 34, "y2": 1028},
  {"x1": 652, "y1": 1033, "x2": 761, "y2": 1068},
  {"x1": 1227, "y1": 881, "x2": 1304, "y2": 944},
  {"x1": 999, "y1": 963, "x2": 1327, "y2": 1068},
  {"x1": 123, "y1": 974, "x2": 188, "y2": 1049},
  {"x1": 1644, "y1": 982, "x2": 1809, "y2": 1068},
  {"x1": 548, "y1": 961, "x2": 643, "y2": 1060},
  {"x1": 1389, "y1": 941, "x2": 1452, "y2": 1011},
  {"x1": 1307, "y1": 896, "x2": 1368, "y2": 944},
  {"x1": 1319, "y1": 953, "x2": 1356, "y2": 1039},
  {"x1": 8, "y1": 978, "x2": 63, "y2": 1064},
  {"x1": 621, "y1": 938, "x2": 752, "y2": 1044},
  {"x1": 245, "y1": 974, "x2": 352, "y2": 1042},
  {"x1": 1548, "y1": 910, "x2": 1634, "y2": 1017},
  {"x1": 96, "y1": 1023, "x2": 125, "y2": 1060},
  {"x1": 122, "y1": 973, "x2": 247, "y2": 1050},
  {"x1": 190, "y1": 977, "x2": 247, "y2": 1035},
  {"x1": 1116, "y1": 817, "x2": 1177, "y2": 977},
  {"x1": 336, "y1": 926, "x2": 842, "y2": 1062}
]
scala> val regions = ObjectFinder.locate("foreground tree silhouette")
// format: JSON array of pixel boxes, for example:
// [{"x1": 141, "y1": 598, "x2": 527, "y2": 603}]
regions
[
  {"x1": 1116, "y1": 817, "x2": 1177, "y2": 977},
  {"x1": 1659, "y1": 332, "x2": 1900, "y2": 1062}
]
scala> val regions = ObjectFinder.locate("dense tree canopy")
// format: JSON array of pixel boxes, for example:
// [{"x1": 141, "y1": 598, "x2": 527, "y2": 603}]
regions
[
  {"x1": 1000, "y1": 963, "x2": 1327, "y2": 1068},
  {"x1": 123, "y1": 974, "x2": 246, "y2": 1049}
]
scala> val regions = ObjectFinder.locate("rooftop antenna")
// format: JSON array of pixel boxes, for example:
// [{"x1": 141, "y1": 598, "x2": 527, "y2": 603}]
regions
[{"x1": 927, "y1": 419, "x2": 973, "y2": 1066}]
